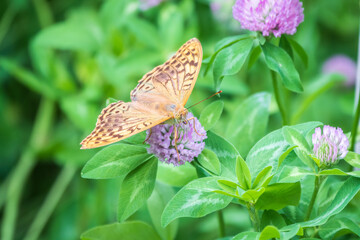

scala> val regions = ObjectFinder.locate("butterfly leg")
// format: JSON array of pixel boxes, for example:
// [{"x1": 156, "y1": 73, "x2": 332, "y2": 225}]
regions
[
  {"x1": 173, "y1": 125, "x2": 181, "y2": 162},
  {"x1": 143, "y1": 128, "x2": 153, "y2": 144},
  {"x1": 187, "y1": 117, "x2": 205, "y2": 136}
]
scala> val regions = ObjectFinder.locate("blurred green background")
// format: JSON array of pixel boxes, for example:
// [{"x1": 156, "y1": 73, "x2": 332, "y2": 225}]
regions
[{"x1": 0, "y1": 0, "x2": 358, "y2": 239}]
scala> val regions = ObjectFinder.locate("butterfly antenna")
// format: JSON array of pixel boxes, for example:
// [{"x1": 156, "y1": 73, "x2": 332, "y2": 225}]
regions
[{"x1": 186, "y1": 90, "x2": 222, "y2": 109}]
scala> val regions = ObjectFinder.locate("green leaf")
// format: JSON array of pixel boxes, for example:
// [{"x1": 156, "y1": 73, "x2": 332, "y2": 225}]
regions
[
  {"x1": 205, "y1": 131, "x2": 240, "y2": 180},
  {"x1": 261, "y1": 210, "x2": 286, "y2": 230},
  {"x1": 147, "y1": 182, "x2": 178, "y2": 240},
  {"x1": 252, "y1": 166, "x2": 273, "y2": 189},
  {"x1": 282, "y1": 126, "x2": 314, "y2": 169},
  {"x1": 279, "y1": 166, "x2": 313, "y2": 183},
  {"x1": 161, "y1": 177, "x2": 232, "y2": 227},
  {"x1": 156, "y1": 162, "x2": 197, "y2": 187},
  {"x1": 299, "y1": 177, "x2": 360, "y2": 227},
  {"x1": 217, "y1": 179, "x2": 238, "y2": 195},
  {"x1": 214, "y1": 34, "x2": 252, "y2": 51},
  {"x1": 247, "y1": 45, "x2": 262, "y2": 69},
  {"x1": 259, "y1": 225, "x2": 280, "y2": 240},
  {"x1": 236, "y1": 156, "x2": 251, "y2": 190},
  {"x1": 319, "y1": 168, "x2": 360, "y2": 178},
  {"x1": 233, "y1": 232, "x2": 259, "y2": 240},
  {"x1": 118, "y1": 158, "x2": 158, "y2": 222},
  {"x1": 126, "y1": 17, "x2": 162, "y2": 50},
  {"x1": 287, "y1": 38, "x2": 308, "y2": 68},
  {"x1": 280, "y1": 224, "x2": 302, "y2": 240},
  {"x1": 80, "y1": 221, "x2": 161, "y2": 240},
  {"x1": 255, "y1": 182, "x2": 301, "y2": 210},
  {"x1": 247, "y1": 122, "x2": 322, "y2": 178},
  {"x1": 279, "y1": 36, "x2": 294, "y2": 59},
  {"x1": 318, "y1": 217, "x2": 360, "y2": 240},
  {"x1": 199, "y1": 100, "x2": 224, "y2": 130},
  {"x1": 239, "y1": 188, "x2": 265, "y2": 203},
  {"x1": 278, "y1": 145, "x2": 298, "y2": 167},
  {"x1": 197, "y1": 149, "x2": 221, "y2": 175},
  {"x1": 81, "y1": 144, "x2": 151, "y2": 179},
  {"x1": 344, "y1": 151, "x2": 360, "y2": 168},
  {"x1": 213, "y1": 38, "x2": 253, "y2": 90},
  {"x1": 261, "y1": 42, "x2": 303, "y2": 93},
  {"x1": 225, "y1": 92, "x2": 271, "y2": 157}
]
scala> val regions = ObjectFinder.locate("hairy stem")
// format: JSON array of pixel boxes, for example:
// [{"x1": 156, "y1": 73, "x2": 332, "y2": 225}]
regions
[
  {"x1": 24, "y1": 164, "x2": 77, "y2": 240},
  {"x1": 271, "y1": 70, "x2": 288, "y2": 125},
  {"x1": 247, "y1": 203, "x2": 260, "y2": 232},
  {"x1": 1, "y1": 98, "x2": 55, "y2": 240},
  {"x1": 217, "y1": 210, "x2": 225, "y2": 237}
]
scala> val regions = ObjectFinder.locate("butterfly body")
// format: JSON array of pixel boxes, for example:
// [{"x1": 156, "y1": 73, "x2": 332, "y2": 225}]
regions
[{"x1": 81, "y1": 38, "x2": 202, "y2": 149}]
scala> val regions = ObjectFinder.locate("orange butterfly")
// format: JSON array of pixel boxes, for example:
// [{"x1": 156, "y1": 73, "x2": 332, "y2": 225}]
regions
[{"x1": 80, "y1": 38, "x2": 203, "y2": 156}]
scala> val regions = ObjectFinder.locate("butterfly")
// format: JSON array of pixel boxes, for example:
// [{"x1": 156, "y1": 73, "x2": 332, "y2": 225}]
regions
[{"x1": 80, "y1": 38, "x2": 203, "y2": 155}]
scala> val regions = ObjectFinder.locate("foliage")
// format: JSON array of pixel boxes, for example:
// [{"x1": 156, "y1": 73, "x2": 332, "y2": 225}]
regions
[{"x1": 0, "y1": 0, "x2": 359, "y2": 240}]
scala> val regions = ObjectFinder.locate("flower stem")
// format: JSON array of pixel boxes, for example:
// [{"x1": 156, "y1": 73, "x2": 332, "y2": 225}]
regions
[
  {"x1": 271, "y1": 70, "x2": 288, "y2": 125},
  {"x1": 217, "y1": 210, "x2": 225, "y2": 237},
  {"x1": 246, "y1": 203, "x2": 260, "y2": 232},
  {"x1": 305, "y1": 175, "x2": 324, "y2": 221},
  {"x1": 350, "y1": 88, "x2": 360, "y2": 151},
  {"x1": 24, "y1": 164, "x2": 77, "y2": 240},
  {"x1": 1, "y1": 98, "x2": 54, "y2": 240}
]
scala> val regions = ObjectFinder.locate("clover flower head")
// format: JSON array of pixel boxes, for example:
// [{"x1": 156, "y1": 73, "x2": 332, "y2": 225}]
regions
[
  {"x1": 139, "y1": 0, "x2": 163, "y2": 10},
  {"x1": 322, "y1": 54, "x2": 357, "y2": 87},
  {"x1": 312, "y1": 125, "x2": 349, "y2": 167},
  {"x1": 145, "y1": 112, "x2": 207, "y2": 166},
  {"x1": 232, "y1": 0, "x2": 304, "y2": 37}
]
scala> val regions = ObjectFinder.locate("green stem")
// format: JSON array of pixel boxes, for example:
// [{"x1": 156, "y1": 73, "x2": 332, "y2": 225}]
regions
[
  {"x1": 24, "y1": 164, "x2": 77, "y2": 240},
  {"x1": 271, "y1": 70, "x2": 288, "y2": 126},
  {"x1": 217, "y1": 210, "x2": 225, "y2": 238},
  {"x1": 31, "y1": 0, "x2": 53, "y2": 28},
  {"x1": 305, "y1": 175, "x2": 324, "y2": 221},
  {"x1": 247, "y1": 203, "x2": 260, "y2": 232},
  {"x1": 350, "y1": 89, "x2": 360, "y2": 151},
  {"x1": 1, "y1": 98, "x2": 54, "y2": 240}
]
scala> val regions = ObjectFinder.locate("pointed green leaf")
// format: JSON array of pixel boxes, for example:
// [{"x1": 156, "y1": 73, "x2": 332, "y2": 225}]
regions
[
  {"x1": 118, "y1": 158, "x2": 158, "y2": 222},
  {"x1": 261, "y1": 42, "x2": 303, "y2": 93},
  {"x1": 213, "y1": 38, "x2": 253, "y2": 90},
  {"x1": 287, "y1": 38, "x2": 308, "y2": 68},
  {"x1": 205, "y1": 131, "x2": 240, "y2": 180},
  {"x1": 197, "y1": 149, "x2": 221, "y2": 175},
  {"x1": 236, "y1": 156, "x2": 251, "y2": 190},
  {"x1": 252, "y1": 166, "x2": 273, "y2": 189},
  {"x1": 233, "y1": 232, "x2": 259, "y2": 240},
  {"x1": 81, "y1": 144, "x2": 151, "y2": 179},
  {"x1": 279, "y1": 166, "x2": 313, "y2": 183},
  {"x1": 161, "y1": 177, "x2": 232, "y2": 227},
  {"x1": 199, "y1": 100, "x2": 224, "y2": 131},
  {"x1": 319, "y1": 217, "x2": 360, "y2": 240},
  {"x1": 278, "y1": 145, "x2": 298, "y2": 167}
]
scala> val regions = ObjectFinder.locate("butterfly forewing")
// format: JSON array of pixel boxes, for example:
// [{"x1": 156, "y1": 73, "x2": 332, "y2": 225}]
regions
[
  {"x1": 80, "y1": 101, "x2": 168, "y2": 149},
  {"x1": 81, "y1": 38, "x2": 203, "y2": 149}
]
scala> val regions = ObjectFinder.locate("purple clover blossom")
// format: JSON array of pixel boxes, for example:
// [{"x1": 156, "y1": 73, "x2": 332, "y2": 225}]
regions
[
  {"x1": 139, "y1": 0, "x2": 163, "y2": 10},
  {"x1": 145, "y1": 112, "x2": 207, "y2": 166},
  {"x1": 322, "y1": 55, "x2": 357, "y2": 87},
  {"x1": 232, "y1": 0, "x2": 304, "y2": 37},
  {"x1": 312, "y1": 125, "x2": 349, "y2": 167}
]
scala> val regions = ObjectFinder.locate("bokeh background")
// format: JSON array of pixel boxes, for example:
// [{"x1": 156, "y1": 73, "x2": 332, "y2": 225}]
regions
[{"x1": 0, "y1": 0, "x2": 358, "y2": 239}]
